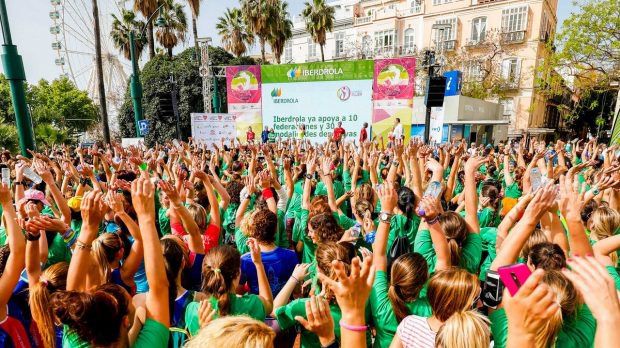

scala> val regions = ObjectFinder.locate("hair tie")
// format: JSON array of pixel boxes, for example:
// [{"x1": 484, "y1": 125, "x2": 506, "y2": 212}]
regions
[
  {"x1": 41, "y1": 279, "x2": 48, "y2": 287},
  {"x1": 213, "y1": 268, "x2": 221, "y2": 273}
]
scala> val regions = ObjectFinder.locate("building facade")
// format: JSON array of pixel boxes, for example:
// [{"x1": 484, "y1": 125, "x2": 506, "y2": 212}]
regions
[{"x1": 288, "y1": 0, "x2": 560, "y2": 139}]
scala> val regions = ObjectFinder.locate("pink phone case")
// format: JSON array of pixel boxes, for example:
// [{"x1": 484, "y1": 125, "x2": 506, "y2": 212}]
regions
[{"x1": 498, "y1": 263, "x2": 532, "y2": 296}]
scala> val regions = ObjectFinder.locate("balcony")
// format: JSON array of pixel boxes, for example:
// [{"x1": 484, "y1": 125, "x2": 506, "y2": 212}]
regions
[
  {"x1": 397, "y1": 4, "x2": 423, "y2": 17},
  {"x1": 436, "y1": 40, "x2": 457, "y2": 52},
  {"x1": 354, "y1": 15, "x2": 373, "y2": 25},
  {"x1": 358, "y1": 45, "x2": 418, "y2": 59},
  {"x1": 501, "y1": 30, "x2": 526, "y2": 43},
  {"x1": 500, "y1": 78, "x2": 520, "y2": 90}
]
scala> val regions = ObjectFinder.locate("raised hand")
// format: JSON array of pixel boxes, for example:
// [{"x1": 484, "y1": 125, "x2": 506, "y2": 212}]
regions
[
  {"x1": 157, "y1": 180, "x2": 182, "y2": 206},
  {"x1": 80, "y1": 190, "x2": 107, "y2": 229},
  {"x1": 105, "y1": 190, "x2": 125, "y2": 214},
  {"x1": 464, "y1": 155, "x2": 487, "y2": 173},
  {"x1": 131, "y1": 172, "x2": 155, "y2": 218},
  {"x1": 197, "y1": 300, "x2": 217, "y2": 329},
  {"x1": 0, "y1": 182, "x2": 11, "y2": 205},
  {"x1": 376, "y1": 182, "x2": 397, "y2": 212},
  {"x1": 247, "y1": 238, "x2": 263, "y2": 265},
  {"x1": 33, "y1": 159, "x2": 54, "y2": 183},
  {"x1": 295, "y1": 296, "x2": 335, "y2": 347}
]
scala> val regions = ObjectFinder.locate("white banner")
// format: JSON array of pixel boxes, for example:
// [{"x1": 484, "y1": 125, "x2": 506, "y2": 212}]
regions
[
  {"x1": 191, "y1": 113, "x2": 237, "y2": 147},
  {"x1": 429, "y1": 107, "x2": 445, "y2": 144},
  {"x1": 261, "y1": 80, "x2": 373, "y2": 144}
]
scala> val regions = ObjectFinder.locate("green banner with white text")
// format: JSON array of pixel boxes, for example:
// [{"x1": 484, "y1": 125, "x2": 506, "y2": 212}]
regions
[{"x1": 261, "y1": 60, "x2": 374, "y2": 84}]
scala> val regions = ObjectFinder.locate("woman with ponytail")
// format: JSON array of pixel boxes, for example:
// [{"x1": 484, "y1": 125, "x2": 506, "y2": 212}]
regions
[
  {"x1": 414, "y1": 156, "x2": 485, "y2": 274},
  {"x1": 478, "y1": 184, "x2": 501, "y2": 228},
  {"x1": 368, "y1": 184, "x2": 436, "y2": 348},
  {"x1": 25, "y1": 219, "x2": 68, "y2": 348},
  {"x1": 185, "y1": 241, "x2": 273, "y2": 336}
]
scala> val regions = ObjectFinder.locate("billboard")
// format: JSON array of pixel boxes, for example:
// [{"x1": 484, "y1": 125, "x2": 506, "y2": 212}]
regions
[
  {"x1": 226, "y1": 65, "x2": 262, "y2": 141},
  {"x1": 261, "y1": 60, "x2": 374, "y2": 143},
  {"x1": 429, "y1": 107, "x2": 445, "y2": 143},
  {"x1": 191, "y1": 113, "x2": 236, "y2": 148},
  {"x1": 443, "y1": 70, "x2": 462, "y2": 96},
  {"x1": 372, "y1": 58, "x2": 416, "y2": 143}
]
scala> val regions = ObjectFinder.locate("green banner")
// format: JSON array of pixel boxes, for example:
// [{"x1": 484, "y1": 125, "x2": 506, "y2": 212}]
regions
[{"x1": 262, "y1": 60, "x2": 374, "y2": 83}]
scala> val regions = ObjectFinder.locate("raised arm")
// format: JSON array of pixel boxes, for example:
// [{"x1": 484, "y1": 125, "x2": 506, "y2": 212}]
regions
[
  {"x1": 159, "y1": 180, "x2": 205, "y2": 254},
  {"x1": 559, "y1": 174, "x2": 593, "y2": 256},
  {"x1": 106, "y1": 191, "x2": 144, "y2": 283},
  {"x1": 131, "y1": 172, "x2": 169, "y2": 326},
  {"x1": 247, "y1": 238, "x2": 273, "y2": 315},
  {"x1": 374, "y1": 184, "x2": 398, "y2": 271},
  {"x1": 34, "y1": 159, "x2": 71, "y2": 224},
  {"x1": 0, "y1": 183, "x2": 25, "y2": 316},
  {"x1": 464, "y1": 156, "x2": 486, "y2": 233}
]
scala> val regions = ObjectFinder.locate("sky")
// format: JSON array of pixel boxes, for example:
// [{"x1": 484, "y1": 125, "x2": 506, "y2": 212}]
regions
[{"x1": 0, "y1": 0, "x2": 576, "y2": 85}]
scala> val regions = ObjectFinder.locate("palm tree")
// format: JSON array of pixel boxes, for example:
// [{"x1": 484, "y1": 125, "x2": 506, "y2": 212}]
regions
[
  {"x1": 216, "y1": 8, "x2": 255, "y2": 57},
  {"x1": 92, "y1": 0, "x2": 110, "y2": 143},
  {"x1": 302, "y1": 0, "x2": 335, "y2": 62},
  {"x1": 186, "y1": 0, "x2": 203, "y2": 57},
  {"x1": 240, "y1": 0, "x2": 274, "y2": 62},
  {"x1": 156, "y1": 0, "x2": 188, "y2": 58},
  {"x1": 268, "y1": 0, "x2": 292, "y2": 64},
  {"x1": 134, "y1": 0, "x2": 158, "y2": 58},
  {"x1": 110, "y1": 10, "x2": 147, "y2": 60}
]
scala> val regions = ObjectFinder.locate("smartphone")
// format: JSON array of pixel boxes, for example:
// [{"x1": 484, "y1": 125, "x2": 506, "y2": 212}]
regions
[
  {"x1": 498, "y1": 263, "x2": 532, "y2": 296},
  {"x1": 424, "y1": 181, "x2": 442, "y2": 198},
  {"x1": 530, "y1": 168, "x2": 542, "y2": 192},
  {"x1": 22, "y1": 167, "x2": 43, "y2": 185},
  {"x1": 350, "y1": 223, "x2": 361, "y2": 239},
  {"x1": 172, "y1": 139, "x2": 180, "y2": 148},
  {"x1": 1, "y1": 167, "x2": 9, "y2": 186}
]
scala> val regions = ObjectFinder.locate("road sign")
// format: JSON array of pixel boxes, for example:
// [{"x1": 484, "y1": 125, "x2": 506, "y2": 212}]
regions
[{"x1": 138, "y1": 119, "x2": 149, "y2": 136}]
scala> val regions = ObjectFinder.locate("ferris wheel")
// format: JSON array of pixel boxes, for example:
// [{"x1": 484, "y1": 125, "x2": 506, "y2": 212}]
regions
[{"x1": 49, "y1": 0, "x2": 131, "y2": 134}]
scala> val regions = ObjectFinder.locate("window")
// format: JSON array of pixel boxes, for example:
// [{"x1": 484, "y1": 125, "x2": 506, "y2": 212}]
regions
[
  {"x1": 374, "y1": 29, "x2": 395, "y2": 55},
  {"x1": 307, "y1": 38, "x2": 317, "y2": 59},
  {"x1": 464, "y1": 61, "x2": 483, "y2": 81},
  {"x1": 500, "y1": 99, "x2": 515, "y2": 120},
  {"x1": 284, "y1": 41, "x2": 292, "y2": 62},
  {"x1": 539, "y1": 11, "x2": 553, "y2": 42},
  {"x1": 410, "y1": 0, "x2": 422, "y2": 13},
  {"x1": 362, "y1": 35, "x2": 372, "y2": 57},
  {"x1": 403, "y1": 28, "x2": 415, "y2": 54},
  {"x1": 335, "y1": 32, "x2": 345, "y2": 57},
  {"x1": 433, "y1": 0, "x2": 453, "y2": 5},
  {"x1": 434, "y1": 18, "x2": 457, "y2": 50},
  {"x1": 501, "y1": 58, "x2": 521, "y2": 85},
  {"x1": 501, "y1": 6, "x2": 528, "y2": 41},
  {"x1": 470, "y1": 17, "x2": 487, "y2": 43}
]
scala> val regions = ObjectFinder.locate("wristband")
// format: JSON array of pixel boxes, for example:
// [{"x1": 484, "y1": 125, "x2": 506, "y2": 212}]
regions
[
  {"x1": 262, "y1": 188, "x2": 274, "y2": 200},
  {"x1": 339, "y1": 320, "x2": 367, "y2": 332},
  {"x1": 25, "y1": 232, "x2": 41, "y2": 241},
  {"x1": 425, "y1": 215, "x2": 441, "y2": 225},
  {"x1": 75, "y1": 240, "x2": 92, "y2": 250},
  {"x1": 291, "y1": 275, "x2": 301, "y2": 284}
]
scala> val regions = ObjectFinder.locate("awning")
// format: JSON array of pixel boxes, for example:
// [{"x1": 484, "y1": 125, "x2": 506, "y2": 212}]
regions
[{"x1": 526, "y1": 128, "x2": 556, "y2": 134}]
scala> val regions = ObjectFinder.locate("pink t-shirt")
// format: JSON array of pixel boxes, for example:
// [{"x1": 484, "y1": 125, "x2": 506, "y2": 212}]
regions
[{"x1": 396, "y1": 315, "x2": 436, "y2": 348}]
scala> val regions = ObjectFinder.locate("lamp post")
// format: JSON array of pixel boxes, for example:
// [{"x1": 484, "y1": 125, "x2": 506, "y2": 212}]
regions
[
  {"x1": 129, "y1": 4, "x2": 166, "y2": 137},
  {"x1": 0, "y1": 0, "x2": 36, "y2": 156}
]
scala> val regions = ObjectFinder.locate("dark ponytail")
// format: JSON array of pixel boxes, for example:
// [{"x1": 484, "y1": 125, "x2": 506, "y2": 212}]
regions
[
  {"x1": 51, "y1": 286, "x2": 126, "y2": 346},
  {"x1": 201, "y1": 246, "x2": 240, "y2": 316},
  {"x1": 161, "y1": 238, "x2": 186, "y2": 322}
]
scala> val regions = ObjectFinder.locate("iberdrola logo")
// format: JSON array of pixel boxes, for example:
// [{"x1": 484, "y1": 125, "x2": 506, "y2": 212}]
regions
[
  {"x1": 287, "y1": 66, "x2": 301, "y2": 79},
  {"x1": 271, "y1": 87, "x2": 282, "y2": 97}
]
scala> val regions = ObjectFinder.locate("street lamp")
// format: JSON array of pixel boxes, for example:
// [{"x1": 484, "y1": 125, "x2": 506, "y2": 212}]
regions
[
  {"x1": 128, "y1": 4, "x2": 167, "y2": 138},
  {"x1": 0, "y1": 0, "x2": 36, "y2": 156}
]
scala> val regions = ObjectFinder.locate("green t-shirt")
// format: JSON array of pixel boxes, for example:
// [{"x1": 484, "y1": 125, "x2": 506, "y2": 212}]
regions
[
  {"x1": 275, "y1": 298, "x2": 373, "y2": 348},
  {"x1": 234, "y1": 227, "x2": 249, "y2": 254},
  {"x1": 221, "y1": 203, "x2": 239, "y2": 239},
  {"x1": 46, "y1": 233, "x2": 72, "y2": 268},
  {"x1": 414, "y1": 230, "x2": 482, "y2": 274},
  {"x1": 504, "y1": 182, "x2": 522, "y2": 199},
  {"x1": 479, "y1": 207, "x2": 500, "y2": 228},
  {"x1": 490, "y1": 305, "x2": 595, "y2": 348},
  {"x1": 388, "y1": 214, "x2": 420, "y2": 253},
  {"x1": 369, "y1": 270, "x2": 432, "y2": 348},
  {"x1": 133, "y1": 319, "x2": 170, "y2": 348},
  {"x1": 185, "y1": 294, "x2": 266, "y2": 336},
  {"x1": 478, "y1": 227, "x2": 498, "y2": 281},
  {"x1": 158, "y1": 207, "x2": 171, "y2": 237}
]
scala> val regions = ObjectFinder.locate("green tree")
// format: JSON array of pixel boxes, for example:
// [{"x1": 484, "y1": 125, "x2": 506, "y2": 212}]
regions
[
  {"x1": 241, "y1": 0, "x2": 274, "y2": 62},
  {"x1": 117, "y1": 47, "x2": 256, "y2": 145},
  {"x1": 0, "y1": 116, "x2": 18, "y2": 153},
  {"x1": 268, "y1": 1, "x2": 293, "y2": 64},
  {"x1": 133, "y1": 0, "x2": 159, "y2": 58},
  {"x1": 28, "y1": 77, "x2": 99, "y2": 134},
  {"x1": 302, "y1": 0, "x2": 335, "y2": 62},
  {"x1": 217, "y1": 8, "x2": 255, "y2": 58},
  {"x1": 111, "y1": 9, "x2": 147, "y2": 60},
  {"x1": 156, "y1": 0, "x2": 188, "y2": 58}
]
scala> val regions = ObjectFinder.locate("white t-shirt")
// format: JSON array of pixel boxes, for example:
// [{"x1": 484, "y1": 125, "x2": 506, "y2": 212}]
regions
[
  {"x1": 393, "y1": 123, "x2": 403, "y2": 139},
  {"x1": 396, "y1": 315, "x2": 436, "y2": 348}
]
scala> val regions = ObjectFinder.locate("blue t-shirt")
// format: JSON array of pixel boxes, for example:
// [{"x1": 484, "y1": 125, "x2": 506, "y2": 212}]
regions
[
  {"x1": 240, "y1": 247, "x2": 298, "y2": 296},
  {"x1": 182, "y1": 253, "x2": 205, "y2": 292},
  {"x1": 134, "y1": 261, "x2": 149, "y2": 294}
]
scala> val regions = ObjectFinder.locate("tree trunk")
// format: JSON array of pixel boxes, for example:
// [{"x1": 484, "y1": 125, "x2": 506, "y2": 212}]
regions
[
  {"x1": 320, "y1": 44, "x2": 325, "y2": 62},
  {"x1": 260, "y1": 37, "x2": 266, "y2": 63},
  {"x1": 168, "y1": 47, "x2": 173, "y2": 58},
  {"x1": 92, "y1": 0, "x2": 110, "y2": 144},
  {"x1": 192, "y1": 16, "x2": 200, "y2": 60},
  {"x1": 148, "y1": 21, "x2": 155, "y2": 59}
]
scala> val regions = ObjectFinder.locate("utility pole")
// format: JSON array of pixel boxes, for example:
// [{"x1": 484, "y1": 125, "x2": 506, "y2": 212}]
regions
[
  {"x1": 92, "y1": 0, "x2": 110, "y2": 144},
  {"x1": 423, "y1": 50, "x2": 436, "y2": 143},
  {"x1": 0, "y1": 0, "x2": 36, "y2": 156},
  {"x1": 198, "y1": 37, "x2": 212, "y2": 113},
  {"x1": 129, "y1": 31, "x2": 143, "y2": 137}
]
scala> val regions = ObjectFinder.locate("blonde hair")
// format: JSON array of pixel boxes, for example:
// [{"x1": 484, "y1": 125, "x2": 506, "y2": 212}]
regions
[
  {"x1": 427, "y1": 268, "x2": 479, "y2": 322},
  {"x1": 520, "y1": 229, "x2": 548, "y2": 260},
  {"x1": 92, "y1": 232, "x2": 123, "y2": 284},
  {"x1": 435, "y1": 310, "x2": 490, "y2": 348},
  {"x1": 188, "y1": 203, "x2": 208, "y2": 230},
  {"x1": 590, "y1": 207, "x2": 620, "y2": 265},
  {"x1": 534, "y1": 270, "x2": 580, "y2": 348},
  {"x1": 184, "y1": 316, "x2": 275, "y2": 348}
]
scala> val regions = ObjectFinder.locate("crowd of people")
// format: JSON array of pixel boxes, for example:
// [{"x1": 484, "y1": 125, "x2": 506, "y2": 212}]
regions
[{"x1": 0, "y1": 133, "x2": 619, "y2": 348}]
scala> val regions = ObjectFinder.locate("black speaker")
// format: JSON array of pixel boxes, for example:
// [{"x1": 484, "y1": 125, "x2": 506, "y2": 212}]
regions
[{"x1": 424, "y1": 76, "x2": 447, "y2": 107}]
